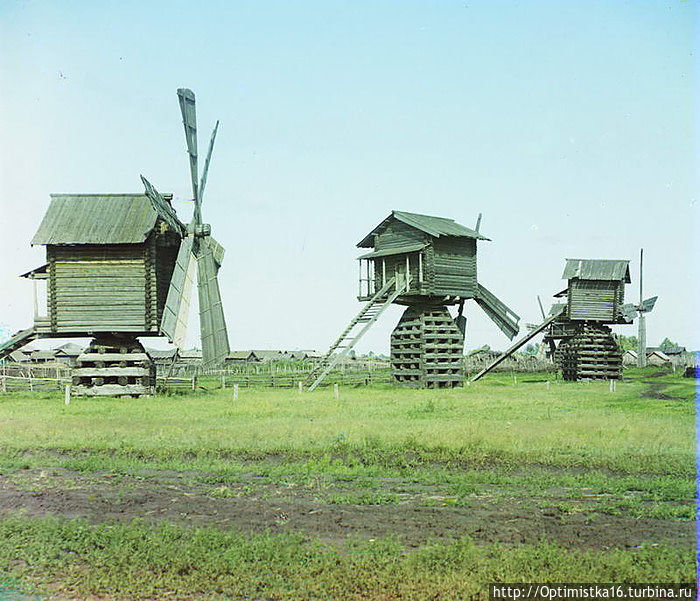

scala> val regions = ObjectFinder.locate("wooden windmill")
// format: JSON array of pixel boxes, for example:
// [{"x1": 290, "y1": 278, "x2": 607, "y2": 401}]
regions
[
  {"x1": 307, "y1": 211, "x2": 520, "y2": 390},
  {"x1": 472, "y1": 258, "x2": 640, "y2": 382},
  {"x1": 0, "y1": 88, "x2": 230, "y2": 396},
  {"x1": 620, "y1": 249, "x2": 657, "y2": 368}
]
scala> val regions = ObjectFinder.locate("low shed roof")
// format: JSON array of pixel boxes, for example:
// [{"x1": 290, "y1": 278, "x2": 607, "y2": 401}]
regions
[
  {"x1": 32, "y1": 194, "x2": 183, "y2": 245},
  {"x1": 357, "y1": 211, "x2": 489, "y2": 248},
  {"x1": 562, "y1": 259, "x2": 631, "y2": 283}
]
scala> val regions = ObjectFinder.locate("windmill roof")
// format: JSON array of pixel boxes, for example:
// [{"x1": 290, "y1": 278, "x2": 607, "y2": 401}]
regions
[
  {"x1": 32, "y1": 194, "x2": 182, "y2": 245},
  {"x1": 357, "y1": 210, "x2": 490, "y2": 248},
  {"x1": 562, "y1": 259, "x2": 631, "y2": 282}
]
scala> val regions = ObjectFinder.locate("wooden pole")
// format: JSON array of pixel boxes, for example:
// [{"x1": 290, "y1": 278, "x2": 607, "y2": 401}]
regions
[
  {"x1": 32, "y1": 279, "x2": 38, "y2": 320},
  {"x1": 637, "y1": 249, "x2": 647, "y2": 369},
  {"x1": 358, "y1": 259, "x2": 362, "y2": 297},
  {"x1": 233, "y1": 383, "x2": 239, "y2": 401},
  {"x1": 64, "y1": 384, "x2": 70, "y2": 405},
  {"x1": 418, "y1": 252, "x2": 423, "y2": 283},
  {"x1": 334, "y1": 383, "x2": 339, "y2": 399},
  {"x1": 298, "y1": 381, "x2": 303, "y2": 393}
]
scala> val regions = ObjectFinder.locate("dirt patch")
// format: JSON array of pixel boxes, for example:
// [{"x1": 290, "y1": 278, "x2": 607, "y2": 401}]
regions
[
  {"x1": 0, "y1": 469, "x2": 691, "y2": 552},
  {"x1": 641, "y1": 382, "x2": 682, "y2": 400}
]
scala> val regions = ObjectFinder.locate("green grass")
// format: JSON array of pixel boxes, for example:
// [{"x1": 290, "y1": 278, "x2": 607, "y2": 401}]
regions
[
  {"x1": 0, "y1": 371, "x2": 693, "y2": 475},
  {"x1": 0, "y1": 369, "x2": 694, "y2": 599},
  {"x1": 0, "y1": 516, "x2": 692, "y2": 601}
]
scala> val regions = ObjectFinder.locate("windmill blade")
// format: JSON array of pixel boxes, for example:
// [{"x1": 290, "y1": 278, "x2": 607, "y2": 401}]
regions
[
  {"x1": 160, "y1": 236, "x2": 196, "y2": 348},
  {"x1": 199, "y1": 121, "x2": 219, "y2": 203},
  {"x1": 455, "y1": 314, "x2": 466, "y2": 336},
  {"x1": 640, "y1": 296, "x2": 658, "y2": 313},
  {"x1": 177, "y1": 88, "x2": 200, "y2": 219},
  {"x1": 140, "y1": 175, "x2": 185, "y2": 236},
  {"x1": 196, "y1": 236, "x2": 230, "y2": 367},
  {"x1": 474, "y1": 283, "x2": 520, "y2": 340},
  {"x1": 620, "y1": 303, "x2": 638, "y2": 323}
]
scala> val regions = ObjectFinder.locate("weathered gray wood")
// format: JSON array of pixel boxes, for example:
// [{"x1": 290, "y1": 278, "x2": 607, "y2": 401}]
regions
[
  {"x1": 73, "y1": 367, "x2": 150, "y2": 376},
  {"x1": 72, "y1": 384, "x2": 151, "y2": 396}
]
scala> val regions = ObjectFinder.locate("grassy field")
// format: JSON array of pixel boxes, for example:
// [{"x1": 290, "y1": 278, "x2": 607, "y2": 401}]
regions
[{"x1": 0, "y1": 368, "x2": 695, "y2": 600}]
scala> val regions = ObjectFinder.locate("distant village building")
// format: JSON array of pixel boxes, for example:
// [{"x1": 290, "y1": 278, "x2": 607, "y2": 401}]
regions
[
  {"x1": 7, "y1": 350, "x2": 30, "y2": 363},
  {"x1": 29, "y1": 350, "x2": 57, "y2": 363},
  {"x1": 622, "y1": 350, "x2": 638, "y2": 366},
  {"x1": 645, "y1": 350, "x2": 670, "y2": 367},
  {"x1": 53, "y1": 343, "x2": 83, "y2": 366},
  {"x1": 226, "y1": 351, "x2": 262, "y2": 364},
  {"x1": 251, "y1": 351, "x2": 286, "y2": 363},
  {"x1": 178, "y1": 350, "x2": 203, "y2": 365}
]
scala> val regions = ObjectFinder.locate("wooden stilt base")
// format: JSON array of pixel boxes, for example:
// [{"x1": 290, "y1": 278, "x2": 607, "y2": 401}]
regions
[
  {"x1": 71, "y1": 335, "x2": 155, "y2": 397},
  {"x1": 559, "y1": 323, "x2": 622, "y2": 381},
  {"x1": 391, "y1": 305, "x2": 465, "y2": 388}
]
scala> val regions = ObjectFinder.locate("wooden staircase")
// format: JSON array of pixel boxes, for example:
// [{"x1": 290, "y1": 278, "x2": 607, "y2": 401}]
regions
[
  {"x1": 306, "y1": 276, "x2": 404, "y2": 391},
  {"x1": 0, "y1": 327, "x2": 39, "y2": 361}
]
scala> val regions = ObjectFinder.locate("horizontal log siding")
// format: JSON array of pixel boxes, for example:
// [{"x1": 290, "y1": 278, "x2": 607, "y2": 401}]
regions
[
  {"x1": 568, "y1": 279, "x2": 619, "y2": 321},
  {"x1": 432, "y1": 237, "x2": 476, "y2": 297},
  {"x1": 49, "y1": 244, "x2": 148, "y2": 332}
]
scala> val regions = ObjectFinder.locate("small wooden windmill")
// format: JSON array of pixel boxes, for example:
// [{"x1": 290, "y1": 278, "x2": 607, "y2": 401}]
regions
[
  {"x1": 472, "y1": 258, "x2": 637, "y2": 382},
  {"x1": 620, "y1": 249, "x2": 657, "y2": 368},
  {"x1": 0, "y1": 88, "x2": 230, "y2": 396},
  {"x1": 307, "y1": 211, "x2": 520, "y2": 390}
]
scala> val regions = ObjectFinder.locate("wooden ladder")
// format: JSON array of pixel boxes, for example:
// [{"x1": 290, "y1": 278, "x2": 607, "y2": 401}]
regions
[
  {"x1": 470, "y1": 306, "x2": 565, "y2": 382},
  {"x1": 306, "y1": 276, "x2": 404, "y2": 391}
]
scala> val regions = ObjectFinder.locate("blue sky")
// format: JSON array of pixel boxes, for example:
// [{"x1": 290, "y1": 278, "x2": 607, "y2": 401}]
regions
[{"x1": 0, "y1": 0, "x2": 697, "y2": 353}]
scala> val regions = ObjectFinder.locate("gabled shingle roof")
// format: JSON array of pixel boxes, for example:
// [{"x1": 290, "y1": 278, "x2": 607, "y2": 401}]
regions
[
  {"x1": 357, "y1": 210, "x2": 489, "y2": 248},
  {"x1": 562, "y1": 259, "x2": 631, "y2": 283},
  {"x1": 32, "y1": 194, "x2": 184, "y2": 245}
]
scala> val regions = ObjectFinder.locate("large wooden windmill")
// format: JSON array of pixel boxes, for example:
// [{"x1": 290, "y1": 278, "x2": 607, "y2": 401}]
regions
[
  {"x1": 307, "y1": 211, "x2": 520, "y2": 390},
  {"x1": 0, "y1": 88, "x2": 230, "y2": 396}
]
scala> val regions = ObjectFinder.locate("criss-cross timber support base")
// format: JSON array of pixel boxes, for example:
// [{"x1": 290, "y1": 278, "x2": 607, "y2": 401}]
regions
[
  {"x1": 71, "y1": 335, "x2": 156, "y2": 397},
  {"x1": 559, "y1": 323, "x2": 622, "y2": 381},
  {"x1": 391, "y1": 305, "x2": 465, "y2": 388}
]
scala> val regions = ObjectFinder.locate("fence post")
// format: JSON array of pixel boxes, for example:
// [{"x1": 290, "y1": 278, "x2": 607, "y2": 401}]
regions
[
  {"x1": 546, "y1": 380, "x2": 550, "y2": 391},
  {"x1": 233, "y1": 383, "x2": 239, "y2": 401},
  {"x1": 1, "y1": 375, "x2": 5, "y2": 393},
  {"x1": 192, "y1": 375, "x2": 196, "y2": 391},
  {"x1": 64, "y1": 384, "x2": 71, "y2": 405},
  {"x1": 298, "y1": 381, "x2": 303, "y2": 393},
  {"x1": 334, "y1": 383, "x2": 339, "y2": 399},
  {"x1": 221, "y1": 375, "x2": 225, "y2": 389},
  {"x1": 29, "y1": 376, "x2": 33, "y2": 392}
]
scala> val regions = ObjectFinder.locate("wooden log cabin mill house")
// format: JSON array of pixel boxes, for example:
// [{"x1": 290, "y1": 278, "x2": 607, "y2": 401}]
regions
[
  {"x1": 306, "y1": 211, "x2": 520, "y2": 391},
  {"x1": 10, "y1": 193, "x2": 186, "y2": 395},
  {"x1": 544, "y1": 258, "x2": 632, "y2": 380}
]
